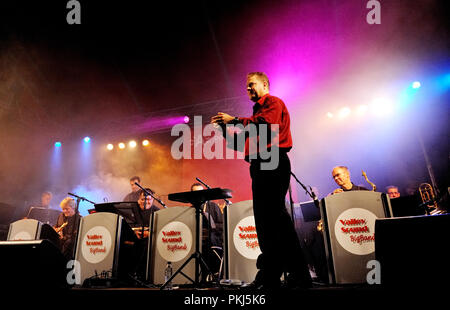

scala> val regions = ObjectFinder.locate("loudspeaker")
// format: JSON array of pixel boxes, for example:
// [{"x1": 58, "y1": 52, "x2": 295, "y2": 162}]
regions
[
  {"x1": 0, "y1": 239, "x2": 68, "y2": 288},
  {"x1": 375, "y1": 214, "x2": 450, "y2": 287}
]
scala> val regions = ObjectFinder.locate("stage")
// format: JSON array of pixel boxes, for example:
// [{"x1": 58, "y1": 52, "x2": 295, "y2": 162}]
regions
[{"x1": 0, "y1": 1, "x2": 448, "y2": 307}]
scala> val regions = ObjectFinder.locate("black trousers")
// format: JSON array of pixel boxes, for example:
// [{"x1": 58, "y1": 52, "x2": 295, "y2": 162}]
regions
[{"x1": 250, "y1": 151, "x2": 311, "y2": 287}]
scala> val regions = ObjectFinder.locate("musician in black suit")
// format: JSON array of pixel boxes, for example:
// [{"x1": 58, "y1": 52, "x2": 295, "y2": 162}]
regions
[
  {"x1": 131, "y1": 188, "x2": 161, "y2": 281},
  {"x1": 133, "y1": 188, "x2": 161, "y2": 239}
]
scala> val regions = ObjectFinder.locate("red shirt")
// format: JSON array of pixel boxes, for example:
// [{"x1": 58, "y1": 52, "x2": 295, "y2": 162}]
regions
[{"x1": 231, "y1": 94, "x2": 293, "y2": 158}]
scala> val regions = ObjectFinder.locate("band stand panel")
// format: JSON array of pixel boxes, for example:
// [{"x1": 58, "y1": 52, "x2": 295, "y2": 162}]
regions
[
  {"x1": 75, "y1": 212, "x2": 126, "y2": 285},
  {"x1": 148, "y1": 206, "x2": 197, "y2": 285},
  {"x1": 224, "y1": 200, "x2": 260, "y2": 284},
  {"x1": 320, "y1": 191, "x2": 392, "y2": 284},
  {"x1": 8, "y1": 218, "x2": 62, "y2": 252},
  {"x1": 7, "y1": 219, "x2": 41, "y2": 240}
]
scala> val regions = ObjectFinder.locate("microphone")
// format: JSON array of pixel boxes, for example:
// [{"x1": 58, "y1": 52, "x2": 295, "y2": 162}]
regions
[
  {"x1": 309, "y1": 186, "x2": 320, "y2": 209},
  {"x1": 309, "y1": 186, "x2": 318, "y2": 200}
]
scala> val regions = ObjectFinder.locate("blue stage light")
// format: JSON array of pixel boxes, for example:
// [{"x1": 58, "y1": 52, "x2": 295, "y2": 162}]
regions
[
  {"x1": 54, "y1": 141, "x2": 62, "y2": 147},
  {"x1": 412, "y1": 81, "x2": 421, "y2": 89},
  {"x1": 84, "y1": 136, "x2": 91, "y2": 143}
]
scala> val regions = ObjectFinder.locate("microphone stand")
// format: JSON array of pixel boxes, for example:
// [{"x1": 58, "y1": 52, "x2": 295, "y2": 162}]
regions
[
  {"x1": 68, "y1": 192, "x2": 96, "y2": 208},
  {"x1": 196, "y1": 177, "x2": 231, "y2": 205},
  {"x1": 290, "y1": 172, "x2": 320, "y2": 209},
  {"x1": 134, "y1": 182, "x2": 167, "y2": 209}
]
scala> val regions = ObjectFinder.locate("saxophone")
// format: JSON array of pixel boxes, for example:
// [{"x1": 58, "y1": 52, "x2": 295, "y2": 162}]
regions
[
  {"x1": 54, "y1": 222, "x2": 68, "y2": 239},
  {"x1": 362, "y1": 170, "x2": 376, "y2": 191}
]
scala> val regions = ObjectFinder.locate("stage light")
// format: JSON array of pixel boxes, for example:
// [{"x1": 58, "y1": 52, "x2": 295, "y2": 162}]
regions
[
  {"x1": 434, "y1": 73, "x2": 450, "y2": 91},
  {"x1": 84, "y1": 136, "x2": 91, "y2": 143},
  {"x1": 142, "y1": 139, "x2": 150, "y2": 146},
  {"x1": 326, "y1": 112, "x2": 334, "y2": 118},
  {"x1": 356, "y1": 105, "x2": 369, "y2": 115},
  {"x1": 118, "y1": 142, "x2": 126, "y2": 149},
  {"x1": 412, "y1": 81, "x2": 421, "y2": 89},
  {"x1": 338, "y1": 107, "x2": 351, "y2": 118},
  {"x1": 370, "y1": 98, "x2": 393, "y2": 116},
  {"x1": 129, "y1": 140, "x2": 137, "y2": 148},
  {"x1": 183, "y1": 116, "x2": 190, "y2": 123},
  {"x1": 106, "y1": 144, "x2": 114, "y2": 151},
  {"x1": 54, "y1": 141, "x2": 62, "y2": 148}
]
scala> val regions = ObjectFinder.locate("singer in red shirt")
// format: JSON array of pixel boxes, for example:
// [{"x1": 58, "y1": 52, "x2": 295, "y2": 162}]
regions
[{"x1": 211, "y1": 72, "x2": 311, "y2": 289}]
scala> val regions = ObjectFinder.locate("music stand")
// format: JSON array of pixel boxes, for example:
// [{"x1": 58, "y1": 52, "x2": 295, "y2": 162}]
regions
[
  {"x1": 161, "y1": 188, "x2": 232, "y2": 289},
  {"x1": 300, "y1": 201, "x2": 321, "y2": 222},
  {"x1": 26, "y1": 207, "x2": 60, "y2": 226},
  {"x1": 95, "y1": 202, "x2": 145, "y2": 229}
]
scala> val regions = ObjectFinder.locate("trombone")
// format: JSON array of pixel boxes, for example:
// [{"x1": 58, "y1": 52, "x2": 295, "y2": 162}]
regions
[{"x1": 419, "y1": 183, "x2": 442, "y2": 215}]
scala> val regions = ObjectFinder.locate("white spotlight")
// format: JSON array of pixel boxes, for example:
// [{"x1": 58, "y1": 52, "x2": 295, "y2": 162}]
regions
[
  {"x1": 129, "y1": 140, "x2": 137, "y2": 148},
  {"x1": 338, "y1": 107, "x2": 351, "y2": 118},
  {"x1": 370, "y1": 98, "x2": 393, "y2": 116},
  {"x1": 356, "y1": 105, "x2": 369, "y2": 115}
]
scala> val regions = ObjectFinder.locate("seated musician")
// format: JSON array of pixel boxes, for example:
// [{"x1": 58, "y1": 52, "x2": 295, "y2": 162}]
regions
[
  {"x1": 24, "y1": 191, "x2": 57, "y2": 225},
  {"x1": 54, "y1": 197, "x2": 82, "y2": 260},
  {"x1": 190, "y1": 183, "x2": 224, "y2": 280},
  {"x1": 134, "y1": 188, "x2": 161, "y2": 239},
  {"x1": 131, "y1": 188, "x2": 161, "y2": 280},
  {"x1": 330, "y1": 166, "x2": 368, "y2": 195},
  {"x1": 386, "y1": 185, "x2": 401, "y2": 199}
]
